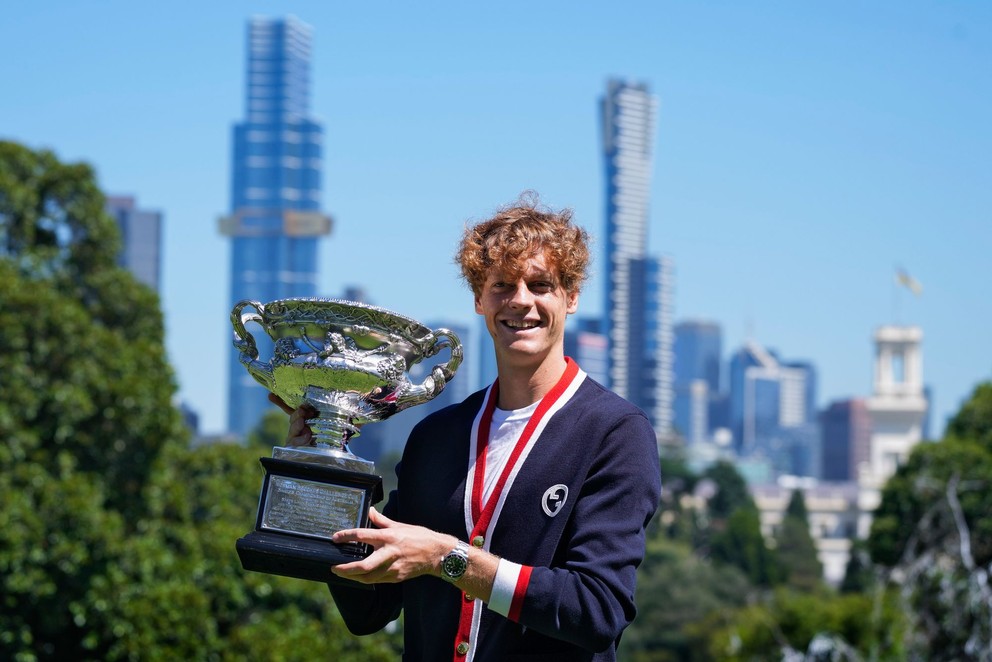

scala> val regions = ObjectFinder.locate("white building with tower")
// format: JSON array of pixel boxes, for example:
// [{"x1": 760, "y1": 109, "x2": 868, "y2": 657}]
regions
[
  {"x1": 752, "y1": 324, "x2": 929, "y2": 585},
  {"x1": 857, "y1": 324, "x2": 928, "y2": 537}
]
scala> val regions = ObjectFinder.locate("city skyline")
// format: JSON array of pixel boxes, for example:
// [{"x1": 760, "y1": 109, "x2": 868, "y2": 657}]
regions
[{"x1": 1, "y1": 3, "x2": 989, "y2": 436}]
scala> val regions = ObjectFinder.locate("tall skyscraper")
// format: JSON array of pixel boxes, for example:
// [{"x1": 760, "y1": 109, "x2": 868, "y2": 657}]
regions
[
  {"x1": 221, "y1": 16, "x2": 332, "y2": 437},
  {"x1": 106, "y1": 195, "x2": 162, "y2": 293},
  {"x1": 600, "y1": 79, "x2": 671, "y2": 441},
  {"x1": 601, "y1": 79, "x2": 657, "y2": 399}
]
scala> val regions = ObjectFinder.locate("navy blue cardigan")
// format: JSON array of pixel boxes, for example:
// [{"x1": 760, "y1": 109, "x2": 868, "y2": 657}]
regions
[{"x1": 329, "y1": 375, "x2": 662, "y2": 661}]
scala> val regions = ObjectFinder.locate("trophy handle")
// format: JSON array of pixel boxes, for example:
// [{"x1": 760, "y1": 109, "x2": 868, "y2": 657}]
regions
[
  {"x1": 396, "y1": 328, "x2": 463, "y2": 410},
  {"x1": 231, "y1": 299, "x2": 275, "y2": 390}
]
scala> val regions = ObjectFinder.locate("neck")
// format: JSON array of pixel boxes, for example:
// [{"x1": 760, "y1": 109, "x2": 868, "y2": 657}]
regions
[{"x1": 495, "y1": 355, "x2": 569, "y2": 410}]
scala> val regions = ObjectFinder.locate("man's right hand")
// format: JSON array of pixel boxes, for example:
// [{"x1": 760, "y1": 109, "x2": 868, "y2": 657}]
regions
[{"x1": 268, "y1": 393, "x2": 316, "y2": 447}]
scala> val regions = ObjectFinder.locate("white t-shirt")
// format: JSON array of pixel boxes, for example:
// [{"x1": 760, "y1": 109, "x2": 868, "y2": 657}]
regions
[{"x1": 483, "y1": 401, "x2": 539, "y2": 505}]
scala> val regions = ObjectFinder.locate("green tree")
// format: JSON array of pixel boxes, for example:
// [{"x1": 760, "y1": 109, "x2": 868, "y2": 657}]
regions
[
  {"x1": 839, "y1": 539, "x2": 875, "y2": 595},
  {"x1": 774, "y1": 490, "x2": 823, "y2": 591},
  {"x1": 0, "y1": 141, "x2": 120, "y2": 278},
  {"x1": 0, "y1": 142, "x2": 401, "y2": 660},
  {"x1": 710, "y1": 501, "x2": 781, "y2": 587},
  {"x1": 701, "y1": 587, "x2": 907, "y2": 661},
  {"x1": 701, "y1": 460, "x2": 750, "y2": 520},
  {"x1": 945, "y1": 381, "x2": 992, "y2": 449},
  {"x1": 0, "y1": 140, "x2": 184, "y2": 522},
  {"x1": 621, "y1": 537, "x2": 751, "y2": 661},
  {"x1": 868, "y1": 380, "x2": 992, "y2": 659}
]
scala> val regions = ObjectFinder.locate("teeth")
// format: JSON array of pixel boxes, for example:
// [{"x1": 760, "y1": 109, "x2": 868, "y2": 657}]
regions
[{"x1": 505, "y1": 320, "x2": 539, "y2": 329}]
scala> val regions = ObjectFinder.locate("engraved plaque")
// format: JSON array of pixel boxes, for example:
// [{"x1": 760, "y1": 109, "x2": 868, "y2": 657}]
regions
[{"x1": 260, "y1": 475, "x2": 366, "y2": 540}]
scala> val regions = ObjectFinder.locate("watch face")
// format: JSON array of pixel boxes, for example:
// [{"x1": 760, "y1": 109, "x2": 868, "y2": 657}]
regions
[{"x1": 443, "y1": 551, "x2": 467, "y2": 579}]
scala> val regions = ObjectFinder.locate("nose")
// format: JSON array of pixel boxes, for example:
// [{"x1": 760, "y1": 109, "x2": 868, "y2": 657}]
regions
[{"x1": 507, "y1": 281, "x2": 533, "y2": 308}]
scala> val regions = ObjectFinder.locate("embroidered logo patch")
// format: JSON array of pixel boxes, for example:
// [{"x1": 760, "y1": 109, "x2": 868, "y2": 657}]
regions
[{"x1": 542, "y1": 484, "x2": 568, "y2": 517}]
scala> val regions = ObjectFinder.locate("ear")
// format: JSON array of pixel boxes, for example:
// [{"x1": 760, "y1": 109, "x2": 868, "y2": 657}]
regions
[
  {"x1": 566, "y1": 291, "x2": 579, "y2": 314},
  {"x1": 474, "y1": 294, "x2": 484, "y2": 315}
]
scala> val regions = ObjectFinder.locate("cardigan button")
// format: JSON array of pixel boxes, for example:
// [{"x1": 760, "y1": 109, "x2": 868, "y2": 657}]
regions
[
  {"x1": 471, "y1": 536, "x2": 485, "y2": 547},
  {"x1": 456, "y1": 641, "x2": 470, "y2": 655}
]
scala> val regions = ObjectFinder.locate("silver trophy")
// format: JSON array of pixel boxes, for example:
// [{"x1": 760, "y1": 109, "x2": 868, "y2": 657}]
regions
[{"x1": 231, "y1": 297, "x2": 462, "y2": 584}]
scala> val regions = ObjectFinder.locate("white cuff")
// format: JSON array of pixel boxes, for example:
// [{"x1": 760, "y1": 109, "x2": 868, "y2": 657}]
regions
[{"x1": 488, "y1": 558, "x2": 523, "y2": 616}]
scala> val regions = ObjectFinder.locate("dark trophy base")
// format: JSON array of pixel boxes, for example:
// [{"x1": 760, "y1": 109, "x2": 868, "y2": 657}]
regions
[{"x1": 237, "y1": 456, "x2": 383, "y2": 588}]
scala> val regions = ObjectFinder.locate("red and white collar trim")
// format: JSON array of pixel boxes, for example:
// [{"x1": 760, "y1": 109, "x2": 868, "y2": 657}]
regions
[{"x1": 452, "y1": 358, "x2": 586, "y2": 662}]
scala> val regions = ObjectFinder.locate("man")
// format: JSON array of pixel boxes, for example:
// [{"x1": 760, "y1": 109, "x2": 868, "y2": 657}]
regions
[{"x1": 276, "y1": 197, "x2": 661, "y2": 660}]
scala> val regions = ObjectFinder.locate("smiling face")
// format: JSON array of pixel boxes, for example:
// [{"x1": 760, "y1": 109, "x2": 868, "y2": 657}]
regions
[{"x1": 474, "y1": 250, "x2": 579, "y2": 374}]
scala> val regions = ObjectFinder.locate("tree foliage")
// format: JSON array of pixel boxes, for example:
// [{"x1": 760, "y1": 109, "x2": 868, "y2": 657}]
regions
[
  {"x1": 710, "y1": 501, "x2": 781, "y2": 587},
  {"x1": 0, "y1": 142, "x2": 400, "y2": 660},
  {"x1": 868, "y1": 380, "x2": 992, "y2": 659},
  {"x1": 701, "y1": 460, "x2": 751, "y2": 520},
  {"x1": 700, "y1": 587, "x2": 907, "y2": 661},
  {"x1": 774, "y1": 490, "x2": 823, "y2": 592},
  {"x1": 0, "y1": 140, "x2": 183, "y2": 522},
  {"x1": 0, "y1": 141, "x2": 120, "y2": 278},
  {"x1": 621, "y1": 537, "x2": 751, "y2": 661},
  {"x1": 946, "y1": 381, "x2": 992, "y2": 450}
]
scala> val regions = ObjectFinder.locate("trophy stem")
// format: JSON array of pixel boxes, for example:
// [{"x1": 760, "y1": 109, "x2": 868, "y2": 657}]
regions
[{"x1": 307, "y1": 414, "x2": 359, "y2": 450}]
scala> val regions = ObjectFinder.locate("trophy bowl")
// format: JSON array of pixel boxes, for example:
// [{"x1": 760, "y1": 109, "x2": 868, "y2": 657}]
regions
[
  {"x1": 232, "y1": 297, "x2": 463, "y2": 471},
  {"x1": 231, "y1": 297, "x2": 463, "y2": 584}
]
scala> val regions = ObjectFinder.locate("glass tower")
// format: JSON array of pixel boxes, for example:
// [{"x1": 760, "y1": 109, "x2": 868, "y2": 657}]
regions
[
  {"x1": 600, "y1": 79, "x2": 671, "y2": 441},
  {"x1": 601, "y1": 79, "x2": 657, "y2": 398},
  {"x1": 222, "y1": 16, "x2": 332, "y2": 437}
]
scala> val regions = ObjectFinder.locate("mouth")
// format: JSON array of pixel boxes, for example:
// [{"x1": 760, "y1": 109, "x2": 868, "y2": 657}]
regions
[{"x1": 501, "y1": 319, "x2": 541, "y2": 331}]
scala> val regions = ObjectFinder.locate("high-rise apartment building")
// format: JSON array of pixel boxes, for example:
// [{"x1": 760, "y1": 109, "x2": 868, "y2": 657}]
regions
[
  {"x1": 600, "y1": 79, "x2": 671, "y2": 441},
  {"x1": 221, "y1": 16, "x2": 332, "y2": 437},
  {"x1": 106, "y1": 195, "x2": 162, "y2": 293}
]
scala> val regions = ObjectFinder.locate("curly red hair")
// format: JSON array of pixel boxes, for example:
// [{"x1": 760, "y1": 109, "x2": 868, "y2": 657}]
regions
[{"x1": 456, "y1": 193, "x2": 591, "y2": 296}]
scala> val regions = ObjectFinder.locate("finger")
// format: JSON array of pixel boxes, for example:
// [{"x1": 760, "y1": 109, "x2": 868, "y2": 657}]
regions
[
  {"x1": 285, "y1": 429, "x2": 313, "y2": 447},
  {"x1": 332, "y1": 544, "x2": 389, "y2": 573},
  {"x1": 367, "y1": 506, "x2": 396, "y2": 528},
  {"x1": 268, "y1": 393, "x2": 295, "y2": 415},
  {"x1": 331, "y1": 565, "x2": 382, "y2": 583},
  {"x1": 285, "y1": 419, "x2": 312, "y2": 447},
  {"x1": 332, "y1": 527, "x2": 387, "y2": 546},
  {"x1": 285, "y1": 406, "x2": 317, "y2": 447}
]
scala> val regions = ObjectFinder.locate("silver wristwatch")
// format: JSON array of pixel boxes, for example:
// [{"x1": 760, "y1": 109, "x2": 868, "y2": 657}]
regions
[{"x1": 441, "y1": 540, "x2": 470, "y2": 582}]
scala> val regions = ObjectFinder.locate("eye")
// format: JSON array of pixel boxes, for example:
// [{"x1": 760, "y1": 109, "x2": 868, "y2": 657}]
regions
[{"x1": 530, "y1": 281, "x2": 554, "y2": 293}]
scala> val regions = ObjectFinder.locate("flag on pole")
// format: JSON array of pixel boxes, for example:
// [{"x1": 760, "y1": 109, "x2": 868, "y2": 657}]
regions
[{"x1": 895, "y1": 267, "x2": 923, "y2": 296}]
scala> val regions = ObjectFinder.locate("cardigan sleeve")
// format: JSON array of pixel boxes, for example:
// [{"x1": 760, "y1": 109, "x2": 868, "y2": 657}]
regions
[
  {"x1": 326, "y1": 484, "x2": 403, "y2": 634},
  {"x1": 501, "y1": 412, "x2": 661, "y2": 652}
]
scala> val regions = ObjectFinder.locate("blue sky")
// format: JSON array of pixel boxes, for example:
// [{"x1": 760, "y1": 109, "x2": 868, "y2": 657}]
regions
[{"x1": 2, "y1": 2, "x2": 989, "y2": 436}]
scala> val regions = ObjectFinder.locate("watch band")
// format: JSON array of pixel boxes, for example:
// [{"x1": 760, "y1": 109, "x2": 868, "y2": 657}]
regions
[{"x1": 441, "y1": 540, "x2": 470, "y2": 582}]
